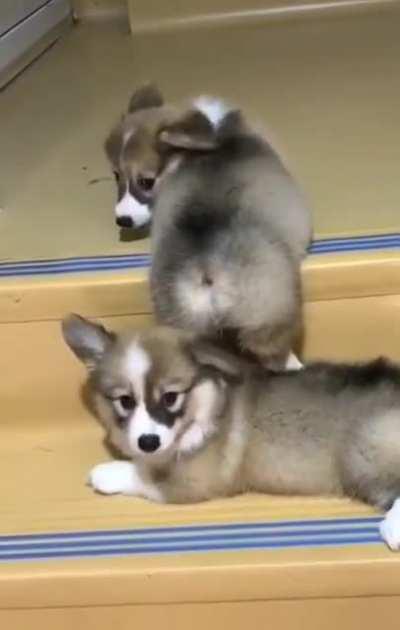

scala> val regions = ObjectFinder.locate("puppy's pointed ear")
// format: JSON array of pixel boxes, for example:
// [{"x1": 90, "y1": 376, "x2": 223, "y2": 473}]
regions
[
  {"x1": 158, "y1": 110, "x2": 217, "y2": 151},
  {"x1": 128, "y1": 83, "x2": 164, "y2": 113},
  {"x1": 62, "y1": 314, "x2": 115, "y2": 371},
  {"x1": 187, "y1": 339, "x2": 243, "y2": 384}
]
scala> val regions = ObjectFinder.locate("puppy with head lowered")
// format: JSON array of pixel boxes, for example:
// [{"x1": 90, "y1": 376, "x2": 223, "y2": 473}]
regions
[
  {"x1": 105, "y1": 84, "x2": 218, "y2": 230},
  {"x1": 64, "y1": 314, "x2": 400, "y2": 551},
  {"x1": 104, "y1": 83, "x2": 172, "y2": 230}
]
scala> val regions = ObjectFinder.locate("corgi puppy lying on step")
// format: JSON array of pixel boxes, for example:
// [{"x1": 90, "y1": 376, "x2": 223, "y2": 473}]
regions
[{"x1": 63, "y1": 314, "x2": 400, "y2": 551}]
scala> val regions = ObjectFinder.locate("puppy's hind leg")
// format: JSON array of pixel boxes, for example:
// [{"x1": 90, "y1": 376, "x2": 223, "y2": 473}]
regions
[
  {"x1": 239, "y1": 323, "x2": 300, "y2": 372},
  {"x1": 285, "y1": 352, "x2": 304, "y2": 371},
  {"x1": 346, "y1": 479, "x2": 400, "y2": 550},
  {"x1": 380, "y1": 499, "x2": 400, "y2": 550}
]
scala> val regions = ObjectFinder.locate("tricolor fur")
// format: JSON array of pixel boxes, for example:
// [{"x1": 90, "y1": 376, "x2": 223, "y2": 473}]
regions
[{"x1": 64, "y1": 315, "x2": 400, "y2": 551}]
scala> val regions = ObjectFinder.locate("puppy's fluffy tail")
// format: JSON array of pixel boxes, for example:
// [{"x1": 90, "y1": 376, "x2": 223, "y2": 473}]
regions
[
  {"x1": 193, "y1": 96, "x2": 246, "y2": 139},
  {"x1": 193, "y1": 97, "x2": 233, "y2": 129}
]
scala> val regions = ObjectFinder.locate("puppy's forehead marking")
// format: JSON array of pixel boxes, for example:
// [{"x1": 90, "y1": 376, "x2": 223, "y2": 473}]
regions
[
  {"x1": 124, "y1": 341, "x2": 152, "y2": 397},
  {"x1": 125, "y1": 341, "x2": 151, "y2": 376},
  {"x1": 123, "y1": 128, "x2": 135, "y2": 147}
]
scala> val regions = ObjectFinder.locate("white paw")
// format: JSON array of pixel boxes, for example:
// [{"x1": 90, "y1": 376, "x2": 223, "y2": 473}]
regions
[
  {"x1": 285, "y1": 352, "x2": 303, "y2": 371},
  {"x1": 380, "y1": 500, "x2": 400, "y2": 550},
  {"x1": 88, "y1": 461, "x2": 135, "y2": 495},
  {"x1": 179, "y1": 424, "x2": 206, "y2": 454}
]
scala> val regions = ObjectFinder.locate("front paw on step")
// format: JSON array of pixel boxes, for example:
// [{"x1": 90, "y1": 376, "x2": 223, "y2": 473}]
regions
[{"x1": 88, "y1": 461, "x2": 134, "y2": 495}]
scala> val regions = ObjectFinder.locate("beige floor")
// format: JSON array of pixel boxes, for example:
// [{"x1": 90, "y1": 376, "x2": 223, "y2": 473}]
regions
[{"x1": 0, "y1": 6, "x2": 399, "y2": 263}]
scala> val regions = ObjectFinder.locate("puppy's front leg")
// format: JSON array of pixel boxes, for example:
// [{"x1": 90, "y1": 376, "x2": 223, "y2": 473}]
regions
[{"x1": 88, "y1": 460, "x2": 164, "y2": 502}]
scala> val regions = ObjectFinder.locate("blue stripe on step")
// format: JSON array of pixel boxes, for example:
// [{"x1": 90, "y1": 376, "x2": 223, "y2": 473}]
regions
[
  {"x1": 0, "y1": 526, "x2": 380, "y2": 554},
  {"x1": 0, "y1": 515, "x2": 382, "y2": 543},
  {"x1": 0, "y1": 534, "x2": 382, "y2": 563},
  {"x1": 0, "y1": 233, "x2": 398, "y2": 278},
  {"x1": 0, "y1": 516, "x2": 384, "y2": 563}
]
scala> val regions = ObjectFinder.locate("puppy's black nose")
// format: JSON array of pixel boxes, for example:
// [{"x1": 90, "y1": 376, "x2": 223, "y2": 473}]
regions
[
  {"x1": 116, "y1": 215, "x2": 134, "y2": 228},
  {"x1": 138, "y1": 434, "x2": 160, "y2": 453}
]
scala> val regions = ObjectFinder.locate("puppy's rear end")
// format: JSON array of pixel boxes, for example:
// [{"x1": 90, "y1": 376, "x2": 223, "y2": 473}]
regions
[{"x1": 151, "y1": 106, "x2": 311, "y2": 368}]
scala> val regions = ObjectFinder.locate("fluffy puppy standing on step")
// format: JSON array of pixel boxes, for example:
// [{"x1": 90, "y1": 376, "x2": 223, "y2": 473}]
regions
[
  {"x1": 150, "y1": 99, "x2": 312, "y2": 370},
  {"x1": 63, "y1": 314, "x2": 400, "y2": 551}
]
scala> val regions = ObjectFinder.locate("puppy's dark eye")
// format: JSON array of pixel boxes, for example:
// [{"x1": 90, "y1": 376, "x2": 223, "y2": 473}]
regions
[
  {"x1": 119, "y1": 394, "x2": 135, "y2": 411},
  {"x1": 137, "y1": 175, "x2": 155, "y2": 192},
  {"x1": 162, "y1": 391, "x2": 184, "y2": 412},
  {"x1": 113, "y1": 170, "x2": 120, "y2": 183},
  {"x1": 163, "y1": 391, "x2": 177, "y2": 407}
]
